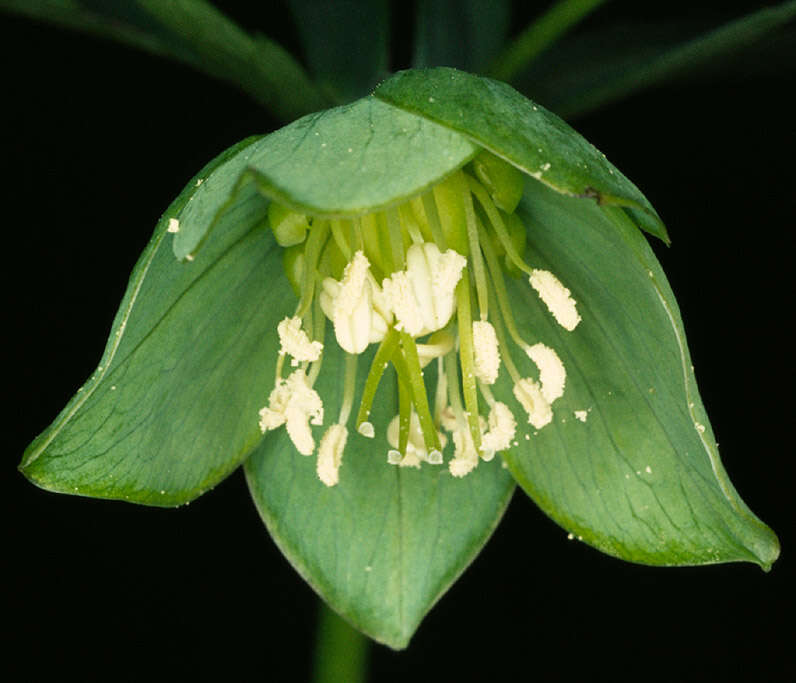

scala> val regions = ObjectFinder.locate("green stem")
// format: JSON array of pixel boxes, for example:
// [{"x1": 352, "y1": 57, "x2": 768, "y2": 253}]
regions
[
  {"x1": 489, "y1": 0, "x2": 608, "y2": 82},
  {"x1": 312, "y1": 601, "x2": 368, "y2": 683},
  {"x1": 455, "y1": 273, "x2": 483, "y2": 452}
]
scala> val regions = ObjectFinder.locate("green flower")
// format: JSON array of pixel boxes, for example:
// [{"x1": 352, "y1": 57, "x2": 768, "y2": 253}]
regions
[{"x1": 20, "y1": 67, "x2": 778, "y2": 649}]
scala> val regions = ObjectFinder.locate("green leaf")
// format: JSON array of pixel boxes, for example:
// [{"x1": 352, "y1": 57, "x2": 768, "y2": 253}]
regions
[
  {"x1": 413, "y1": 0, "x2": 511, "y2": 72},
  {"x1": 0, "y1": 0, "x2": 329, "y2": 121},
  {"x1": 174, "y1": 96, "x2": 478, "y2": 259},
  {"x1": 20, "y1": 140, "x2": 286, "y2": 506},
  {"x1": 489, "y1": 0, "x2": 608, "y2": 82},
  {"x1": 494, "y1": 180, "x2": 779, "y2": 569},
  {"x1": 515, "y1": 1, "x2": 796, "y2": 119},
  {"x1": 374, "y1": 66, "x2": 669, "y2": 243},
  {"x1": 245, "y1": 348, "x2": 515, "y2": 649},
  {"x1": 285, "y1": 0, "x2": 390, "y2": 103}
]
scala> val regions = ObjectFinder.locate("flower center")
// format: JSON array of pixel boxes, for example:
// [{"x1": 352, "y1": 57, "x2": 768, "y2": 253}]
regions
[{"x1": 258, "y1": 151, "x2": 581, "y2": 485}]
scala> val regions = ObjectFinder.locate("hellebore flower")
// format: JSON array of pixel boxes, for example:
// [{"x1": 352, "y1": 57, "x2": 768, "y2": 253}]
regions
[{"x1": 20, "y1": 67, "x2": 778, "y2": 649}]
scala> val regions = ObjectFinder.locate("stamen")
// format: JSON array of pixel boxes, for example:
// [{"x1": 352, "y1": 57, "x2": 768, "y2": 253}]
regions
[
  {"x1": 529, "y1": 269, "x2": 581, "y2": 331},
  {"x1": 478, "y1": 221, "x2": 533, "y2": 351},
  {"x1": 513, "y1": 378, "x2": 553, "y2": 429},
  {"x1": 420, "y1": 191, "x2": 447, "y2": 249},
  {"x1": 454, "y1": 272, "x2": 483, "y2": 453},
  {"x1": 317, "y1": 423, "x2": 347, "y2": 487},
  {"x1": 397, "y1": 375, "x2": 413, "y2": 463},
  {"x1": 467, "y1": 175, "x2": 532, "y2": 277},
  {"x1": 399, "y1": 205, "x2": 425, "y2": 244},
  {"x1": 338, "y1": 352, "x2": 358, "y2": 426},
  {"x1": 259, "y1": 369, "x2": 324, "y2": 455},
  {"x1": 296, "y1": 219, "x2": 330, "y2": 319},
  {"x1": 472, "y1": 320, "x2": 500, "y2": 384},
  {"x1": 330, "y1": 219, "x2": 352, "y2": 261},
  {"x1": 277, "y1": 316, "x2": 323, "y2": 366},
  {"x1": 525, "y1": 343, "x2": 566, "y2": 403},
  {"x1": 386, "y1": 208, "x2": 406, "y2": 271},
  {"x1": 454, "y1": 172, "x2": 489, "y2": 320}
]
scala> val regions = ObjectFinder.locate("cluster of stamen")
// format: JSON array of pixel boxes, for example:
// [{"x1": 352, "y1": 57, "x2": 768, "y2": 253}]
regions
[{"x1": 258, "y1": 151, "x2": 581, "y2": 486}]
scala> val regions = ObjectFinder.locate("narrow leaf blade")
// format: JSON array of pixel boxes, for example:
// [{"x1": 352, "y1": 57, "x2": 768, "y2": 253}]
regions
[{"x1": 413, "y1": 0, "x2": 511, "y2": 72}]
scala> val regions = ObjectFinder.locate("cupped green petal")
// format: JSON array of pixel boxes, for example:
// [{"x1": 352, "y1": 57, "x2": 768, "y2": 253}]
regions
[
  {"x1": 245, "y1": 344, "x2": 515, "y2": 649},
  {"x1": 20, "y1": 146, "x2": 291, "y2": 506},
  {"x1": 175, "y1": 95, "x2": 479, "y2": 261},
  {"x1": 495, "y1": 179, "x2": 778, "y2": 569},
  {"x1": 374, "y1": 66, "x2": 669, "y2": 243}
]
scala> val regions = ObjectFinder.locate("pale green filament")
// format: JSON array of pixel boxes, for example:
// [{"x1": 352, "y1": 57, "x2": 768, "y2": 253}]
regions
[
  {"x1": 397, "y1": 375, "x2": 411, "y2": 455},
  {"x1": 296, "y1": 219, "x2": 330, "y2": 319},
  {"x1": 355, "y1": 328, "x2": 400, "y2": 432},
  {"x1": 307, "y1": 288, "x2": 326, "y2": 385},
  {"x1": 338, "y1": 352, "x2": 358, "y2": 425},
  {"x1": 330, "y1": 219, "x2": 352, "y2": 261},
  {"x1": 386, "y1": 208, "x2": 405, "y2": 272},
  {"x1": 399, "y1": 331, "x2": 441, "y2": 450},
  {"x1": 467, "y1": 175, "x2": 532, "y2": 277},
  {"x1": 420, "y1": 191, "x2": 448, "y2": 249},
  {"x1": 487, "y1": 284, "x2": 522, "y2": 384},
  {"x1": 399, "y1": 205, "x2": 425, "y2": 244},
  {"x1": 454, "y1": 273, "x2": 482, "y2": 452},
  {"x1": 434, "y1": 355, "x2": 448, "y2": 426},
  {"x1": 478, "y1": 380, "x2": 497, "y2": 408},
  {"x1": 478, "y1": 220, "x2": 534, "y2": 352},
  {"x1": 352, "y1": 216, "x2": 365, "y2": 252},
  {"x1": 454, "y1": 172, "x2": 489, "y2": 321},
  {"x1": 444, "y1": 350, "x2": 467, "y2": 429}
]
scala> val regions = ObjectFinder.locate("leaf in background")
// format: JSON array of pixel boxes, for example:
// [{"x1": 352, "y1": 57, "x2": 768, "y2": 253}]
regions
[
  {"x1": 285, "y1": 0, "x2": 390, "y2": 103},
  {"x1": 512, "y1": 1, "x2": 796, "y2": 119},
  {"x1": 0, "y1": 0, "x2": 329, "y2": 121},
  {"x1": 245, "y1": 349, "x2": 515, "y2": 649},
  {"x1": 413, "y1": 0, "x2": 510, "y2": 72},
  {"x1": 489, "y1": 0, "x2": 608, "y2": 82},
  {"x1": 20, "y1": 139, "x2": 289, "y2": 506},
  {"x1": 375, "y1": 67, "x2": 668, "y2": 242}
]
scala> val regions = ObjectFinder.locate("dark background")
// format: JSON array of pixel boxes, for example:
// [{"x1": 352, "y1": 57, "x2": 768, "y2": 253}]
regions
[{"x1": 3, "y1": 2, "x2": 793, "y2": 681}]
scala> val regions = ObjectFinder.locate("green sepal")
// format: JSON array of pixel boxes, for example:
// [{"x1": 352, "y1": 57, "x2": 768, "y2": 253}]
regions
[{"x1": 374, "y1": 67, "x2": 670, "y2": 243}]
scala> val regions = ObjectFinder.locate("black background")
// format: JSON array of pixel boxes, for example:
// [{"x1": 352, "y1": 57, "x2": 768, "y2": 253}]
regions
[{"x1": 3, "y1": 2, "x2": 794, "y2": 681}]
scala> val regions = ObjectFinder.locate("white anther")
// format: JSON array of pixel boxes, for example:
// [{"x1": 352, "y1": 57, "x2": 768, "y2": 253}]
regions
[
  {"x1": 513, "y1": 378, "x2": 553, "y2": 429},
  {"x1": 480, "y1": 401, "x2": 517, "y2": 455},
  {"x1": 382, "y1": 243, "x2": 466, "y2": 337},
  {"x1": 320, "y1": 252, "x2": 390, "y2": 354},
  {"x1": 259, "y1": 369, "x2": 324, "y2": 455},
  {"x1": 447, "y1": 414, "x2": 487, "y2": 478},
  {"x1": 316, "y1": 424, "x2": 347, "y2": 487},
  {"x1": 529, "y1": 269, "x2": 581, "y2": 331},
  {"x1": 472, "y1": 320, "x2": 501, "y2": 384},
  {"x1": 277, "y1": 316, "x2": 323, "y2": 366},
  {"x1": 525, "y1": 343, "x2": 566, "y2": 403}
]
